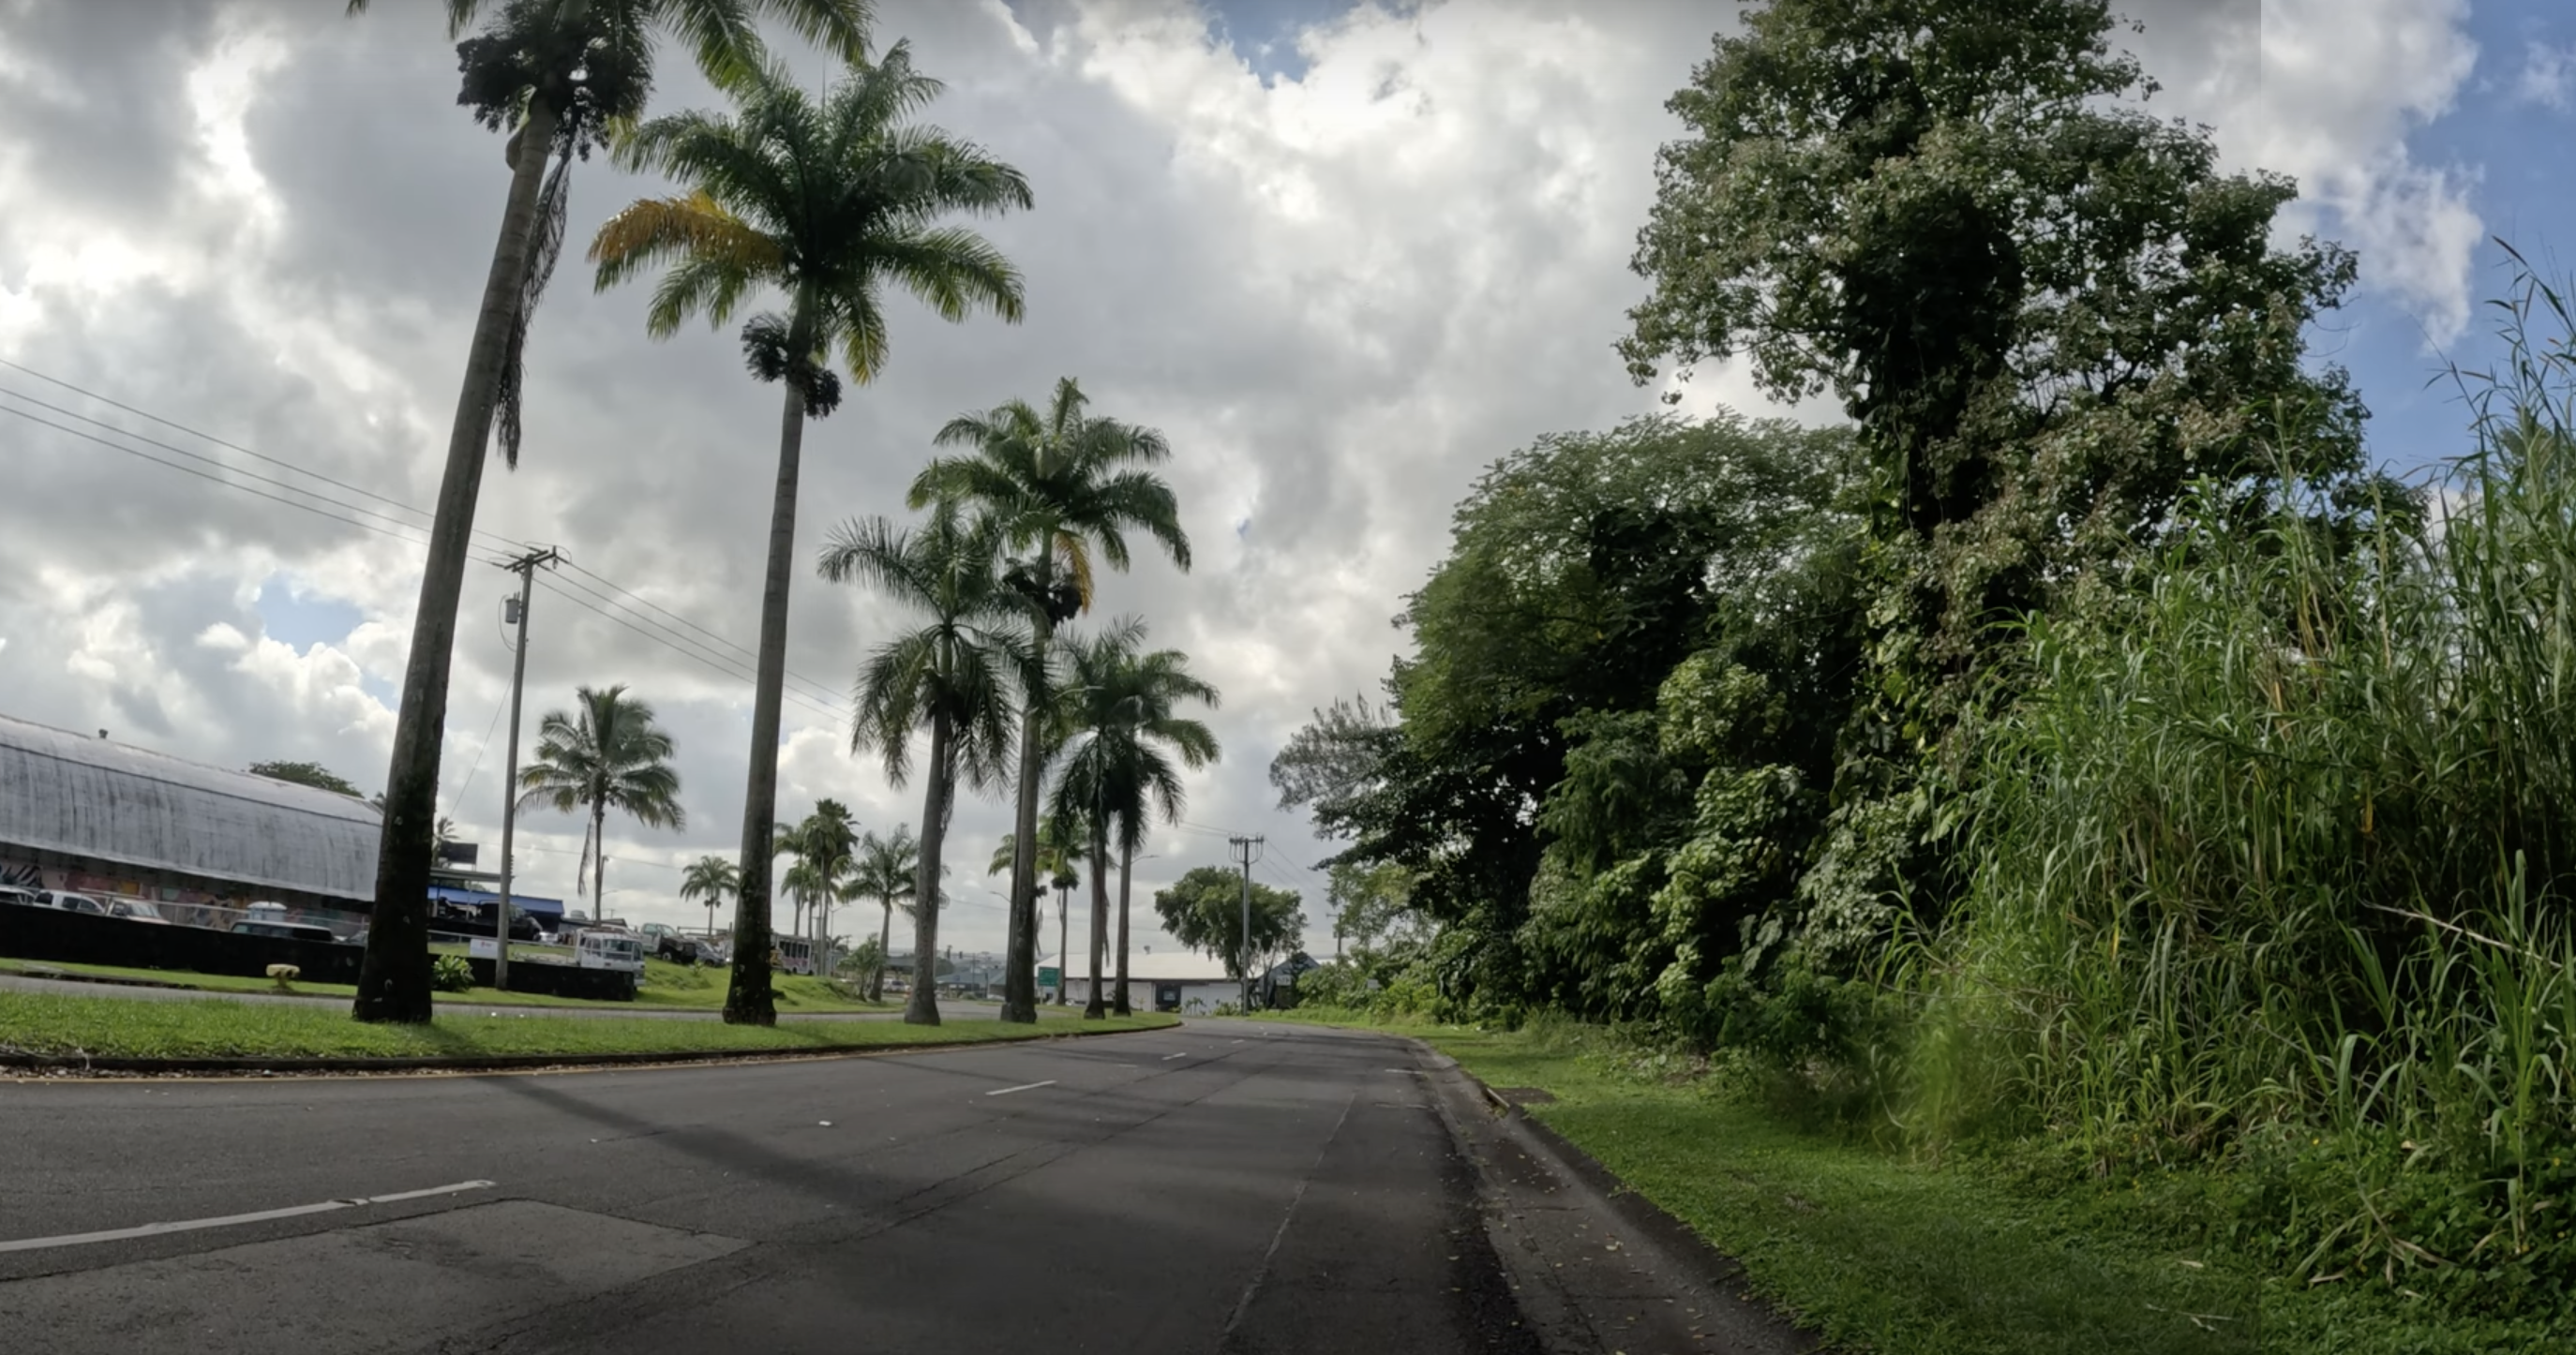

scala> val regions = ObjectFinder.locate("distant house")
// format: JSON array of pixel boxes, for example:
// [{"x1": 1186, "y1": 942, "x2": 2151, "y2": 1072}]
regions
[{"x1": 1059, "y1": 947, "x2": 1239, "y2": 1013}]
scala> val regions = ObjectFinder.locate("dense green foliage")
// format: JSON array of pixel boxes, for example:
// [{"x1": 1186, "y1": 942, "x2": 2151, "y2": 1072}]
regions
[
  {"x1": 1151, "y1": 866, "x2": 1302, "y2": 978},
  {"x1": 1276, "y1": 0, "x2": 2575, "y2": 1330}
]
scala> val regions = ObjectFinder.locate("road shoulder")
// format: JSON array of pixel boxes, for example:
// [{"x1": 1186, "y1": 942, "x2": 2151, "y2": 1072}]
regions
[{"x1": 1411, "y1": 1038, "x2": 1823, "y2": 1355}]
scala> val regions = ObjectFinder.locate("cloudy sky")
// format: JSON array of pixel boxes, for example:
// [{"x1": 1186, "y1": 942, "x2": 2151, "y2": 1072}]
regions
[{"x1": 0, "y1": 0, "x2": 2553, "y2": 959}]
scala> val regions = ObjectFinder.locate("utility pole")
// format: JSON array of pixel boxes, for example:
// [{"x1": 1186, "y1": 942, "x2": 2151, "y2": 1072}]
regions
[
  {"x1": 493, "y1": 545, "x2": 560, "y2": 992},
  {"x1": 1229, "y1": 835, "x2": 1264, "y2": 1013}
]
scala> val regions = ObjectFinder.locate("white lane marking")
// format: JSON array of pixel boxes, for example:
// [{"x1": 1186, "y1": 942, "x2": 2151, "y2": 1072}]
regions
[
  {"x1": 1161, "y1": 1051, "x2": 1189, "y2": 1061},
  {"x1": 984, "y1": 1080, "x2": 1058, "y2": 1097},
  {"x1": 0, "y1": 1180, "x2": 495, "y2": 1255}
]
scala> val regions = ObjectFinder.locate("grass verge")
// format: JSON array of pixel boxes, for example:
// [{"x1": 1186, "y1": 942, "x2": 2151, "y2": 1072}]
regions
[
  {"x1": 1265, "y1": 1010, "x2": 2544, "y2": 1355},
  {"x1": 0, "y1": 990, "x2": 1175, "y2": 1064},
  {"x1": 0, "y1": 957, "x2": 896, "y2": 1014}
]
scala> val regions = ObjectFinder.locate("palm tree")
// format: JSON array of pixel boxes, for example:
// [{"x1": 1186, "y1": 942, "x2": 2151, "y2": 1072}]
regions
[
  {"x1": 679, "y1": 854, "x2": 739, "y2": 936},
  {"x1": 1051, "y1": 622, "x2": 1220, "y2": 1017},
  {"x1": 989, "y1": 822, "x2": 1084, "y2": 1004},
  {"x1": 591, "y1": 49, "x2": 1029, "y2": 1026},
  {"x1": 780, "y1": 799, "x2": 860, "y2": 965},
  {"x1": 347, "y1": 0, "x2": 869, "y2": 1025},
  {"x1": 848, "y1": 826, "x2": 918, "y2": 1001},
  {"x1": 514, "y1": 684, "x2": 686, "y2": 913},
  {"x1": 912, "y1": 378, "x2": 1191, "y2": 1022},
  {"x1": 820, "y1": 500, "x2": 1028, "y2": 1025}
]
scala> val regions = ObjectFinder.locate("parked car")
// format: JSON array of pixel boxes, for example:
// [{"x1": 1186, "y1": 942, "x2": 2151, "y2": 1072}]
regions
[
  {"x1": 469, "y1": 901, "x2": 546, "y2": 943},
  {"x1": 696, "y1": 939, "x2": 731, "y2": 967},
  {"x1": 637, "y1": 923, "x2": 698, "y2": 963},
  {"x1": 0, "y1": 885, "x2": 44, "y2": 908},
  {"x1": 103, "y1": 897, "x2": 171, "y2": 924},
  {"x1": 230, "y1": 919, "x2": 341, "y2": 944},
  {"x1": 43, "y1": 891, "x2": 108, "y2": 915}
]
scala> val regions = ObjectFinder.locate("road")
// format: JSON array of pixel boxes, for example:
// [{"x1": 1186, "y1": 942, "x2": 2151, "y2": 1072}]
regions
[{"x1": 0, "y1": 1020, "x2": 1555, "y2": 1353}]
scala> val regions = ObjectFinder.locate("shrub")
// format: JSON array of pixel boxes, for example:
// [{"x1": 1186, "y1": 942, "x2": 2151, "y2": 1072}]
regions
[{"x1": 431, "y1": 955, "x2": 475, "y2": 993}]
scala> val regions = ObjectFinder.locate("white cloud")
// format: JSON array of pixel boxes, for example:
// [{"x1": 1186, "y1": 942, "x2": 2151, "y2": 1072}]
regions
[
  {"x1": 2516, "y1": 40, "x2": 2575, "y2": 111},
  {"x1": 2142, "y1": 0, "x2": 2482, "y2": 343}
]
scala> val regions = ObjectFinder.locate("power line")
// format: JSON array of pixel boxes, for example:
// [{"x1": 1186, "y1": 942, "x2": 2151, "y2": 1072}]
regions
[
  {"x1": 0, "y1": 400, "x2": 512, "y2": 565},
  {"x1": 0, "y1": 359, "x2": 534, "y2": 555},
  {"x1": 7, "y1": 355, "x2": 853, "y2": 731},
  {"x1": 559, "y1": 558, "x2": 846, "y2": 710},
  {"x1": 533, "y1": 576, "x2": 851, "y2": 728},
  {"x1": 547, "y1": 566, "x2": 849, "y2": 713}
]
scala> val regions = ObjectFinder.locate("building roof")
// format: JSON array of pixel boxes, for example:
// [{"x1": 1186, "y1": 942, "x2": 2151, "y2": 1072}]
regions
[
  {"x1": 1047, "y1": 948, "x2": 1234, "y2": 982},
  {"x1": 0, "y1": 712, "x2": 381, "y2": 901}
]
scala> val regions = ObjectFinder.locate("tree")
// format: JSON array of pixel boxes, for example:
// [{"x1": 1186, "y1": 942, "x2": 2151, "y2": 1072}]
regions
[
  {"x1": 910, "y1": 377, "x2": 1190, "y2": 1023},
  {"x1": 592, "y1": 46, "x2": 1028, "y2": 1026},
  {"x1": 1277, "y1": 413, "x2": 1855, "y2": 1003},
  {"x1": 248, "y1": 761, "x2": 365, "y2": 798},
  {"x1": 775, "y1": 798, "x2": 860, "y2": 950},
  {"x1": 847, "y1": 826, "x2": 917, "y2": 1001},
  {"x1": 1325, "y1": 860, "x2": 1415, "y2": 956},
  {"x1": 1617, "y1": 0, "x2": 2370, "y2": 954},
  {"x1": 679, "y1": 854, "x2": 739, "y2": 935},
  {"x1": 347, "y1": 0, "x2": 870, "y2": 1026},
  {"x1": 821, "y1": 499, "x2": 1029, "y2": 1025},
  {"x1": 1049, "y1": 621, "x2": 1220, "y2": 1018},
  {"x1": 514, "y1": 684, "x2": 686, "y2": 915},
  {"x1": 989, "y1": 822, "x2": 1083, "y2": 1005},
  {"x1": 1153, "y1": 866, "x2": 1302, "y2": 982}
]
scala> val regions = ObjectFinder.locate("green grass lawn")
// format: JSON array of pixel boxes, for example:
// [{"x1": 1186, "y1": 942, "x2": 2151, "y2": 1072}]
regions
[
  {"x1": 0, "y1": 957, "x2": 895, "y2": 1014},
  {"x1": 0, "y1": 989, "x2": 1176, "y2": 1063},
  {"x1": 1266, "y1": 1011, "x2": 2541, "y2": 1355}
]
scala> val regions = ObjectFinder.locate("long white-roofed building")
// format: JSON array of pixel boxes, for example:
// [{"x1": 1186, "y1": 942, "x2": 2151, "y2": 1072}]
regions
[{"x1": 0, "y1": 711, "x2": 379, "y2": 916}]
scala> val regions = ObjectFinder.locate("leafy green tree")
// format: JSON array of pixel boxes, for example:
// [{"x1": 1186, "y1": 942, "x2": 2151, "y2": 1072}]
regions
[
  {"x1": 1049, "y1": 621, "x2": 1221, "y2": 1017},
  {"x1": 821, "y1": 500, "x2": 1029, "y2": 1025},
  {"x1": 1325, "y1": 860, "x2": 1415, "y2": 956},
  {"x1": 1618, "y1": 0, "x2": 2371, "y2": 956},
  {"x1": 846, "y1": 826, "x2": 917, "y2": 1001},
  {"x1": 347, "y1": 0, "x2": 870, "y2": 1026},
  {"x1": 248, "y1": 761, "x2": 365, "y2": 798},
  {"x1": 592, "y1": 47, "x2": 1028, "y2": 1024},
  {"x1": 912, "y1": 377, "x2": 1190, "y2": 1023},
  {"x1": 678, "y1": 854, "x2": 739, "y2": 935},
  {"x1": 1277, "y1": 413, "x2": 1853, "y2": 1005},
  {"x1": 514, "y1": 684, "x2": 686, "y2": 912},
  {"x1": 1153, "y1": 866, "x2": 1303, "y2": 982}
]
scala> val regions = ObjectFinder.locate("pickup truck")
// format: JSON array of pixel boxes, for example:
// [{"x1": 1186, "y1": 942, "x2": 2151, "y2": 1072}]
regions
[{"x1": 637, "y1": 923, "x2": 698, "y2": 963}]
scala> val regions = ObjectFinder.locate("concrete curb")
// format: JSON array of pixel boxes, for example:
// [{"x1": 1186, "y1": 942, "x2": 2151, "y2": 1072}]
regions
[{"x1": 0, "y1": 1019, "x2": 1178, "y2": 1078}]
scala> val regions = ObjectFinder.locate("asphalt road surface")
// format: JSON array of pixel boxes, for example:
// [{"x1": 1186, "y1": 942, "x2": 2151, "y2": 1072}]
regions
[{"x1": 0, "y1": 1020, "x2": 1555, "y2": 1354}]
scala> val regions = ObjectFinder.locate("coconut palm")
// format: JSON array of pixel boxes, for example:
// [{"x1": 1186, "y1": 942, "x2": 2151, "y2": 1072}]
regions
[
  {"x1": 820, "y1": 500, "x2": 1028, "y2": 1025},
  {"x1": 346, "y1": 0, "x2": 869, "y2": 1025},
  {"x1": 515, "y1": 684, "x2": 686, "y2": 913},
  {"x1": 912, "y1": 378, "x2": 1190, "y2": 1022},
  {"x1": 591, "y1": 49, "x2": 1028, "y2": 1026},
  {"x1": 679, "y1": 854, "x2": 739, "y2": 936},
  {"x1": 1051, "y1": 622, "x2": 1220, "y2": 1017},
  {"x1": 848, "y1": 826, "x2": 918, "y2": 1001}
]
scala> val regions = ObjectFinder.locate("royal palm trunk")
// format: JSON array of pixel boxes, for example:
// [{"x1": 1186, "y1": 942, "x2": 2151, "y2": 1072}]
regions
[
  {"x1": 998, "y1": 593, "x2": 1054, "y2": 1024},
  {"x1": 1084, "y1": 818, "x2": 1109, "y2": 1020},
  {"x1": 905, "y1": 712, "x2": 954, "y2": 1026},
  {"x1": 357, "y1": 97, "x2": 562, "y2": 1024},
  {"x1": 1113, "y1": 843, "x2": 1133, "y2": 1016},
  {"x1": 725, "y1": 301, "x2": 816, "y2": 1026}
]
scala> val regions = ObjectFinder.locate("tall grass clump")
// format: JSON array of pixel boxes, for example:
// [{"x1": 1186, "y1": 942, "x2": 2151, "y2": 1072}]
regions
[{"x1": 1920, "y1": 265, "x2": 2576, "y2": 1316}]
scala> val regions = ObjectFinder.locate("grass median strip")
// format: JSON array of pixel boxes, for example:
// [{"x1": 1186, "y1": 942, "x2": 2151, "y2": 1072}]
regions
[
  {"x1": 0, "y1": 990, "x2": 1176, "y2": 1064},
  {"x1": 0, "y1": 957, "x2": 898, "y2": 1014}
]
